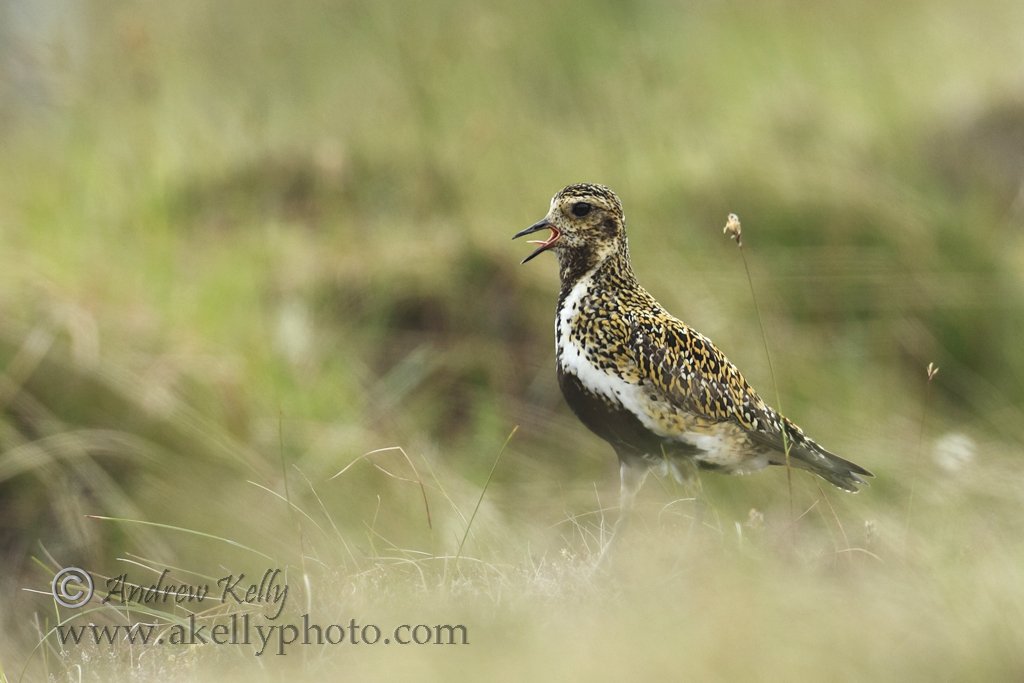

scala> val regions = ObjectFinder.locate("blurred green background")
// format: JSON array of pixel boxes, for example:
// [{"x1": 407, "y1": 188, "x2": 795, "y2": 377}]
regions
[{"x1": 2, "y1": 0, "x2": 1024, "y2": 679}]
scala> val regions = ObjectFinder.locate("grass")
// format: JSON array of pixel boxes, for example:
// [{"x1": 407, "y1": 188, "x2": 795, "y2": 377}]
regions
[
  {"x1": 723, "y1": 212, "x2": 797, "y2": 520},
  {"x1": 3, "y1": 0, "x2": 1024, "y2": 679},
  {"x1": 14, "y1": 452, "x2": 1024, "y2": 681}
]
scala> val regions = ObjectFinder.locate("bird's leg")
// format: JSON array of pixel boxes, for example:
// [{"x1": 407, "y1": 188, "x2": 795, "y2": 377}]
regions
[
  {"x1": 597, "y1": 460, "x2": 649, "y2": 563},
  {"x1": 663, "y1": 454, "x2": 708, "y2": 540},
  {"x1": 619, "y1": 459, "x2": 649, "y2": 516},
  {"x1": 681, "y1": 466, "x2": 709, "y2": 540}
]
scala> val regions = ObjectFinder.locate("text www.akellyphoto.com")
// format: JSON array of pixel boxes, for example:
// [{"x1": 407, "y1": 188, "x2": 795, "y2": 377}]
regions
[{"x1": 57, "y1": 613, "x2": 469, "y2": 656}]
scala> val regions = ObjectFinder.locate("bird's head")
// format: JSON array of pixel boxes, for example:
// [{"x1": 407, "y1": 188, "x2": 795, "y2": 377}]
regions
[{"x1": 513, "y1": 184, "x2": 627, "y2": 271}]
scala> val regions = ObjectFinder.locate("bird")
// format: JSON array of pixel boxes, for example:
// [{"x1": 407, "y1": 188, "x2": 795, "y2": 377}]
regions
[{"x1": 513, "y1": 183, "x2": 872, "y2": 514}]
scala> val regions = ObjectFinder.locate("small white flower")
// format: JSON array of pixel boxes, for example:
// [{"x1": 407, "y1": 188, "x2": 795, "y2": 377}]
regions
[{"x1": 932, "y1": 432, "x2": 976, "y2": 473}]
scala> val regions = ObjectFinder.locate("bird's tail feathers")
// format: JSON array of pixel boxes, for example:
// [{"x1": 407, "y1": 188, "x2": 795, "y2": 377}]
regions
[
  {"x1": 771, "y1": 440, "x2": 872, "y2": 493},
  {"x1": 753, "y1": 416, "x2": 873, "y2": 492}
]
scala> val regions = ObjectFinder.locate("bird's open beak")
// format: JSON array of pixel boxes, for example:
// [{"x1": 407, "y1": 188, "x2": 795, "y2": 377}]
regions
[{"x1": 513, "y1": 219, "x2": 560, "y2": 264}]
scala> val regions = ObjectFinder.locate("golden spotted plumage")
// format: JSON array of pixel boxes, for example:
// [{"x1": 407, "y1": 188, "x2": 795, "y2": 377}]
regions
[{"x1": 515, "y1": 183, "x2": 872, "y2": 506}]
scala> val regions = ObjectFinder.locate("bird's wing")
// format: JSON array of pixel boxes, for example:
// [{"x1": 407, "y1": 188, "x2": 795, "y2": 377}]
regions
[
  {"x1": 626, "y1": 310, "x2": 873, "y2": 490},
  {"x1": 626, "y1": 309, "x2": 778, "y2": 433}
]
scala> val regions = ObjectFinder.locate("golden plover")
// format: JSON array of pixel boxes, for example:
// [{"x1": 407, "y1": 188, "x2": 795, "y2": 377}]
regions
[{"x1": 514, "y1": 183, "x2": 872, "y2": 511}]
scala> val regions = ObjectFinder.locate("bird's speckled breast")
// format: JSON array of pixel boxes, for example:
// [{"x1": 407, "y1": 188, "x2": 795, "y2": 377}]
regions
[{"x1": 554, "y1": 267, "x2": 771, "y2": 472}]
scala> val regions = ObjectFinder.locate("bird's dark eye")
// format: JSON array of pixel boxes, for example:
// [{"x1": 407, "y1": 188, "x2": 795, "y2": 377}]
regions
[{"x1": 571, "y1": 202, "x2": 592, "y2": 217}]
